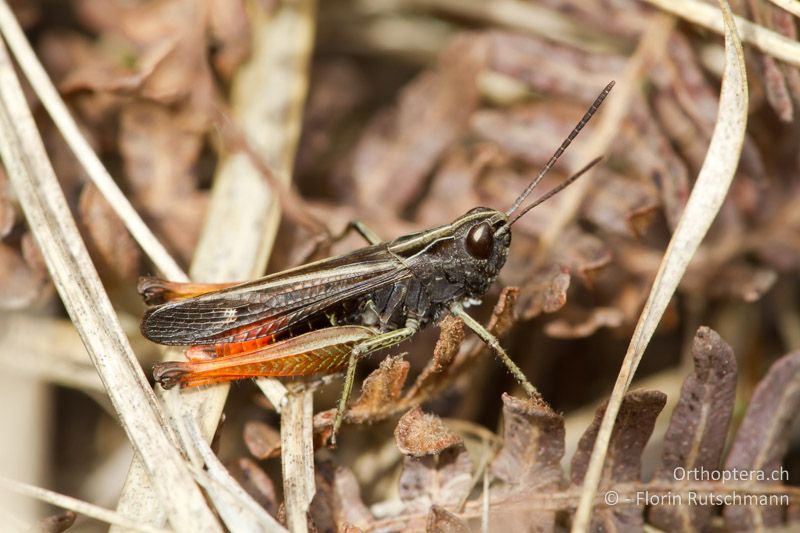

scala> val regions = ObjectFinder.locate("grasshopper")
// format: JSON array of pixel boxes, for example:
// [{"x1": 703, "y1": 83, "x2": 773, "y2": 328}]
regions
[{"x1": 140, "y1": 81, "x2": 614, "y2": 443}]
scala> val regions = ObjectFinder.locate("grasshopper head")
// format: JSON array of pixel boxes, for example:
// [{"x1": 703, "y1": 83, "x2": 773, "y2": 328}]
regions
[
  {"x1": 448, "y1": 207, "x2": 512, "y2": 297},
  {"x1": 446, "y1": 81, "x2": 615, "y2": 298}
]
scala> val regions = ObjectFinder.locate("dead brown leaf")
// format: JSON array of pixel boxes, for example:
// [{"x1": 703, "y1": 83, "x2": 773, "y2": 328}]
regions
[
  {"x1": 491, "y1": 394, "x2": 564, "y2": 490},
  {"x1": 571, "y1": 390, "x2": 667, "y2": 531},
  {"x1": 309, "y1": 462, "x2": 373, "y2": 532},
  {"x1": 724, "y1": 351, "x2": 800, "y2": 530},
  {"x1": 347, "y1": 355, "x2": 409, "y2": 423},
  {"x1": 79, "y1": 183, "x2": 140, "y2": 281},
  {"x1": 584, "y1": 172, "x2": 660, "y2": 238},
  {"x1": 243, "y1": 420, "x2": 281, "y2": 460},
  {"x1": 649, "y1": 327, "x2": 737, "y2": 532},
  {"x1": 404, "y1": 316, "x2": 465, "y2": 401},
  {"x1": 395, "y1": 406, "x2": 463, "y2": 457},
  {"x1": 488, "y1": 31, "x2": 624, "y2": 102},
  {"x1": 74, "y1": 0, "x2": 216, "y2": 108},
  {"x1": 399, "y1": 440, "x2": 472, "y2": 512},
  {"x1": 226, "y1": 457, "x2": 278, "y2": 517},
  {"x1": 351, "y1": 34, "x2": 487, "y2": 211},
  {"x1": 426, "y1": 505, "x2": 469, "y2": 533},
  {"x1": 0, "y1": 241, "x2": 49, "y2": 310},
  {"x1": 32, "y1": 509, "x2": 76, "y2": 533},
  {"x1": 544, "y1": 306, "x2": 624, "y2": 339},
  {"x1": 485, "y1": 286, "x2": 519, "y2": 337},
  {"x1": 517, "y1": 265, "x2": 571, "y2": 320}
]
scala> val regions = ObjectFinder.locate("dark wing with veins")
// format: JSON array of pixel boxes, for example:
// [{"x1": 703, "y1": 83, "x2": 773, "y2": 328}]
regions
[{"x1": 141, "y1": 244, "x2": 410, "y2": 345}]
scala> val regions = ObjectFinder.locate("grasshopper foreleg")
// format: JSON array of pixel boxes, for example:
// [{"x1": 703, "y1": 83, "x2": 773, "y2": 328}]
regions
[
  {"x1": 450, "y1": 304, "x2": 541, "y2": 399},
  {"x1": 332, "y1": 318, "x2": 419, "y2": 446}
]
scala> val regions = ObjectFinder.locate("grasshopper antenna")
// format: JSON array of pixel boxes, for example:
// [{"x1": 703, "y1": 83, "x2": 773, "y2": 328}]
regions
[
  {"x1": 507, "y1": 156, "x2": 603, "y2": 227},
  {"x1": 505, "y1": 81, "x2": 615, "y2": 218}
]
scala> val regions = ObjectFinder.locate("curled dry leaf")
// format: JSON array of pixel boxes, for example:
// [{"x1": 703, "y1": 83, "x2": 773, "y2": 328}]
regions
[
  {"x1": 0, "y1": 241, "x2": 49, "y2": 310},
  {"x1": 649, "y1": 326, "x2": 737, "y2": 532},
  {"x1": 34, "y1": 509, "x2": 76, "y2": 533},
  {"x1": 533, "y1": 0, "x2": 651, "y2": 39},
  {"x1": 766, "y1": 4, "x2": 800, "y2": 105},
  {"x1": 346, "y1": 355, "x2": 409, "y2": 423},
  {"x1": 404, "y1": 316, "x2": 465, "y2": 400},
  {"x1": 544, "y1": 306, "x2": 625, "y2": 339},
  {"x1": 426, "y1": 505, "x2": 469, "y2": 533},
  {"x1": 119, "y1": 101, "x2": 207, "y2": 262},
  {"x1": 395, "y1": 406, "x2": 463, "y2": 457},
  {"x1": 470, "y1": 101, "x2": 593, "y2": 168},
  {"x1": 74, "y1": 0, "x2": 216, "y2": 107},
  {"x1": 571, "y1": 390, "x2": 667, "y2": 531},
  {"x1": 709, "y1": 262, "x2": 778, "y2": 302},
  {"x1": 487, "y1": 31, "x2": 625, "y2": 102},
  {"x1": 398, "y1": 437, "x2": 472, "y2": 512},
  {"x1": 243, "y1": 420, "x2": 281, "y2": 460},
  {"x1": 572, "y1": 391, "x2": 668, "y2": 485},
  {"x1": 620, "y1": 102, "x2": 690, "y2": 230},
  {"x1": 584, "y1": 173, "x2": 660, "y2": 238},
  {"x1": 78, "y1": 183, "x2": 140, "y2": 281},
  {"x1": 653, "y1": 32, "x2": 765, "y2": 182},
  {"x1": 491, "y1": 393, "x2": 564, "y2": 491},
  {"x1": 309, "y1": 463, "x2": 372, "y2": 532},
  {"x1": 119, "y1": 101, "x2": 204, "y2": 204},
  {"x1": 226, "y1": 457, "x2": 278, "y2": 517},
  {"x1": 416, "y1": 144, "x2": 494, "y2": 227},
  {"x1": 485, "y1": 286, "x2": 519, "y2": 337},
  {"x1": 430, "y1": 315, "x2": 465, "y2": 372},
  {"x1": 517, "y1": 265, "x2": 571, "y2": 320},
  {"x1": 723, "y1": 351, "x2": 800, "y2": 530},
  {"x1": 552, "y1": 226, "x2": 612, "y2": 287},
  {"x1": 744, "y1": 0, "x2": 793, "y2": 122},
  {"x1": 206, "y1": 0, "x2": 252, "y2": 79},
  {"x1": 351, "y1": 33, "x2": 487, "y2": 211}
]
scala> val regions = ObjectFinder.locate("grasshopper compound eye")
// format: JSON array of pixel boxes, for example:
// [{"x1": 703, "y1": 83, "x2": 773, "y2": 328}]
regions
[{"x1": 465, "y1": 222, "x2": 493, "y2": 259}]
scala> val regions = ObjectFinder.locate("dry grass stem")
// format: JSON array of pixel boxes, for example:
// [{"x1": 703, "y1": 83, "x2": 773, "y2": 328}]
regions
[
  {"x1": 115, "y1": 0, "x2": 316, "y2": 528},
  {"x1": 0, "y1": 0, "x2": 187, "y2": 281},
  {"x1": 643, "y1": 0, "x2": 800, "y2": 67},
  {"x1": 571, "y1": 1, "x2": 748, "y2": 529},
  {"x1": 0, "y1": 22, "x2": 220, "y2": 533},
  {"x1": 281, "y1": 386, "x2": 316, "y2": 533},
  {"x1": 0, "y1": 314, "x2": 103, "y2": 392},
  {"x1": 407, "y1": 0, "x2": 619, "y2": 53},
  {"x1": 765, "y1": 0, "x2": 800, "y2": 19},
  {"x1": 0, "y1": 476, "x2": 171, "y2": 533}
]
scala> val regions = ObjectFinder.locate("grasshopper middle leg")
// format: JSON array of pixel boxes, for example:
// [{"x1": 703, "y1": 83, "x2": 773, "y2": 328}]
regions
[
  {"x1": 332, "y1": 318, "x2": 419, "y2": 445},
  {"x1": 330, "y1": 219, "x2": 382, "y2": 246}
]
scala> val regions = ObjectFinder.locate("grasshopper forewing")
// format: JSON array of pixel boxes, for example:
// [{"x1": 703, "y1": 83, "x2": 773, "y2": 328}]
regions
[{"x1": 140, "y1": 81, "x2": 615, "y2": 443}]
